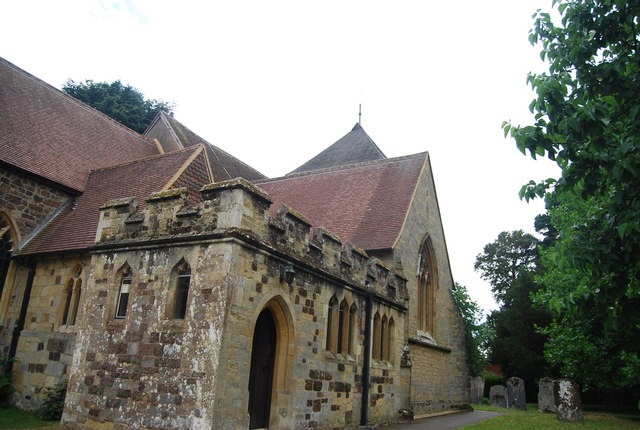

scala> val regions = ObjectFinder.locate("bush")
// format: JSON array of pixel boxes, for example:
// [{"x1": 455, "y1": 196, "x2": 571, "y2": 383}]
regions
[
  {"x1": 0, "y1": 355, "x2": 16, "y2": 401},
  {"x1": 482, "y1": 369, "x2": 505, "y2": 398},
  {"x1": 37, "y1": 381, "x2": 67, "y2": 421}
]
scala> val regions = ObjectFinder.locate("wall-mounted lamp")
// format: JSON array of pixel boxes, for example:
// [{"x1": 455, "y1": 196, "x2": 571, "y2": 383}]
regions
[{"x1": 279, "y1": 264, "x2": 295, "y2": 284}]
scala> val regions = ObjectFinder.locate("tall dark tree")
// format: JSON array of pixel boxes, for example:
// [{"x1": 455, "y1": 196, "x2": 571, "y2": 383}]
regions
[
  {"x1": 503, "y1": 0, "x2": 640, "y2": 390},
  {"x1": 475, "y1": 231, "x2": 550, "y2": 397},
  {"x1": 62, "y1": 80, "x2": 174, "y2": 134},
  {"x1": 474, "y1": 230, "x2": 539, "y2": 305}
]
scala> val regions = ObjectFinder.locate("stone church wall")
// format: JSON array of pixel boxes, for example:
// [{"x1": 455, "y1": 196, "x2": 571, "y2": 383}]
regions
[
  {"x1": 1, "y1": 254, "x2": 88, "y2": 410},
  {"x1": 0, "y1": 167, "x2": 71, "y2": 240},
  {"x1": 390, "y1": 156, "x2": 470, "y2": 414},
  {"x1": 63, "y1": 179, "x2": 410, "y2": 429}
]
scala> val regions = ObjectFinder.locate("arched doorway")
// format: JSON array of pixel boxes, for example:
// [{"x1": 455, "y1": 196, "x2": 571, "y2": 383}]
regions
[{"x1": 248, "y1": 308, "x2": 277, "y2": 429}]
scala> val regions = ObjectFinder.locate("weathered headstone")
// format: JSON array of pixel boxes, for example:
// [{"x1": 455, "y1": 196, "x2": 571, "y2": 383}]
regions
[
  {"x1": 489, "y1": 385, "x2": 507, "y2": 408},
  {"x1": 469, "y1": 376, "x2": 485, "y2": 405},
  {"x1": 554, "y1": 379, "x2": 583, "y2": 421},
  {"x1": 506, "y1": 376, "x2": 526, "y2": 410},
  {"x1": 538, "y1": 377, "x2": 556, "y2": 413}
]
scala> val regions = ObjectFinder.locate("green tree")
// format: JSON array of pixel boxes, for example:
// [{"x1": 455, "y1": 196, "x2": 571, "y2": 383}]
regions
[
  {"x1": 62, "y1": 80, "x2": 174, "y2": 133},
  {"x1": 503, "y1": 0, "x2": 640, "y2": 389},
  {"x1": 452, "y1": 283, "x2": 492, "y2": 376},
  {"x1": 536, "y1": 189, "x2": 640, "y2": 390},
  {"x1": 475, "y1": 231, "x2": 550, "y2": 396},
  {"x1": 474, "y1": 230, "x2": 539, "y2": 305}
]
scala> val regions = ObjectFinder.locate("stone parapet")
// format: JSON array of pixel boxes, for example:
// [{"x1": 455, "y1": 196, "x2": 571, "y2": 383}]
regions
[{"x1": 94, "y1": 179, "x2": 408, "y2": 306}]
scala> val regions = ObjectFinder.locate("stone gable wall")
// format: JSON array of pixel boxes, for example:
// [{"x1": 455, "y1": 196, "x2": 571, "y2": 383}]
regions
[{"x1": 389, "y1": 156, "x2": 470, "y2": 414}]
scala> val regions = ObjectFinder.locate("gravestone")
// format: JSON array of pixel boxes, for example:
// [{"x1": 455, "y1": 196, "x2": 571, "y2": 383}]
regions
[
  {"x1": 554, "y1": 379, "x2": 583, "y2": 421},
  {"x1": 489, "y1": 385, "x2": 507, "y2": 408},
  {"x1": 538, "y1": 377, "x2": 556, "y2": 413},
  {"x1": 506, "y1": 376, "x2": 526, "y2": 410},
  {"x1": 469, "y1": 376, "x2": 485, "y2": 405}
]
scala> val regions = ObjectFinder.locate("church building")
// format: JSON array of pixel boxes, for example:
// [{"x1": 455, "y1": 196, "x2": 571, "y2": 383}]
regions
[{"x1": 0, "y1": 57, "x2": 470, "y2": 429}]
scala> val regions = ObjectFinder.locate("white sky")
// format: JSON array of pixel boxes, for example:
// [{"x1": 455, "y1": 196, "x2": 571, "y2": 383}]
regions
[{"x1": 0, "y1": 0, "x2": 561, "y2": 313}]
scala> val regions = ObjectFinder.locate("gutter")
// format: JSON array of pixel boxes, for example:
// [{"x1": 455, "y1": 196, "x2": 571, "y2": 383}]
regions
[{"x1": 360, "y1": 294, "x2": 373, "y2": 426}]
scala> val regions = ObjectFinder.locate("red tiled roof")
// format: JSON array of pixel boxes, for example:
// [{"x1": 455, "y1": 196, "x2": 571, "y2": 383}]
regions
[
  {"x1": 257, "y1": 153, "x2": 427, "y2": 251},
  {"x1": 20, "y1": 147, "x2": 203, "y2": 255},
  {"x1": 0, "y1": 57, "x2": 159, "y2": 192}
]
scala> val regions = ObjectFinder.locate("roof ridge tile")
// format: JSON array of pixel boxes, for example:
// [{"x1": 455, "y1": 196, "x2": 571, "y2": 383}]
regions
[{"x1": 258, "y1": 151, "x2": 427, "y2": 184}]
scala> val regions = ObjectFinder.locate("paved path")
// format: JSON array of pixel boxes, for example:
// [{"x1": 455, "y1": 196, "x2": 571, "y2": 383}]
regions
[{"x1": 381, "y1": 411, "x2": 503, "y2": 430}]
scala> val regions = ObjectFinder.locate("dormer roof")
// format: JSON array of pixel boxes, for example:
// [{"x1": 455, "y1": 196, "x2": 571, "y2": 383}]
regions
[{"x1": 145, "y1": 111, "x2": 266, "y2": 182}]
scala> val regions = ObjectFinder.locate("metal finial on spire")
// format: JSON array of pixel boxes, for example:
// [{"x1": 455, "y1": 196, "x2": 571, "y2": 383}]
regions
[{"x1": 358, "y1": 104, "x2": 362, "y2": 125}]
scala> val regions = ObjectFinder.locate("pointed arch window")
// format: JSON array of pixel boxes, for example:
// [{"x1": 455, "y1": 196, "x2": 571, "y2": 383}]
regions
[
  {"x1": 115, "y1": 267, "x2": 132, "y2": 319},
  {"x1": 338, "y1": 299, "x2": 349, "y2": 353},
  {"x1": 387, "y1": 317, "x2": 395, "y2": 363},
  {"x1": 61, "y1": 265, "x2": 82, "y2": 325},
  {"x1": 326, "y1": 296, "x2": 357, "y2": 355},
  {"x1": 326, "y1": 296, "x2": 339, "y2": 352},
  {"x1": 170, "y1": 260, "x2": 191, "y2": 319},
  {"x1": 381, "y1": 315, "x2": 388, "y2": 361},
  {"x1": 0, "y1": 214, "x2": 17, "y2": 298},
  {"x1": 373, "y1": 312, "x2": 381, "y2": 360},
  {"x1": 418, "y1": 236, "x2": 438, "y2": 333},
  {"x1": 348, "y1": 303, "x2": 357, "y2": 355}
]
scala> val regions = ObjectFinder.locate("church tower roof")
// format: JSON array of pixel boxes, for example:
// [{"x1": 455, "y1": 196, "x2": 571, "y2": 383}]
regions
[{"x1": 288, "y1": 123, "x2": 386, "y2": 175}]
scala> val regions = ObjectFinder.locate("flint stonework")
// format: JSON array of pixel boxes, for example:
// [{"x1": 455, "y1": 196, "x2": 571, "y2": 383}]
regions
[
  {"x1": 489, "y1": 385, "x2": 507, "y2": 408},
  {"x1": 538, "y1": 377, "x2": 556, "y2": 413},
  {"x1": 554, "y1": 379, "x2": 583, "y2": 422},
  {"x1": 506, "y1": 376, "x2": 526, "y2": 410}
]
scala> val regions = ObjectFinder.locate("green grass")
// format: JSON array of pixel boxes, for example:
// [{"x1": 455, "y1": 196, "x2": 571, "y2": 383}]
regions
[
  {"x1": 0, "y1": 404, "x2": 61, "y2": 429},
  {"x1": 466, "y1": 403, "x2": 640, "y2": 429}
]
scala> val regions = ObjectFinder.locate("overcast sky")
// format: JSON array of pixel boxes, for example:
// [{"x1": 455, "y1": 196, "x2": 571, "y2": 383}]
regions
[{"x1": 1, "y1": 0, "x2": 561, "y2": 313}]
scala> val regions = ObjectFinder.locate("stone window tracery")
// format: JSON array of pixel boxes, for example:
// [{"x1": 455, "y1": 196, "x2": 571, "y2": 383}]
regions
[
  {"x1": 417, "y1": 236, "x2": 437, "y2": 334},
  {"x1": 373, "y1": 310, "x2": 395, "y2": 362},
  {"x1": 326, "y1": 295, "x2": 357, "y2": 355}
]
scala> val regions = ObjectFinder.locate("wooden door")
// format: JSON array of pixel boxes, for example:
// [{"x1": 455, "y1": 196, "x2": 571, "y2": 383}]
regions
[{"x1": 248, "y1": 308, "x2": 277, "y2": 429}]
